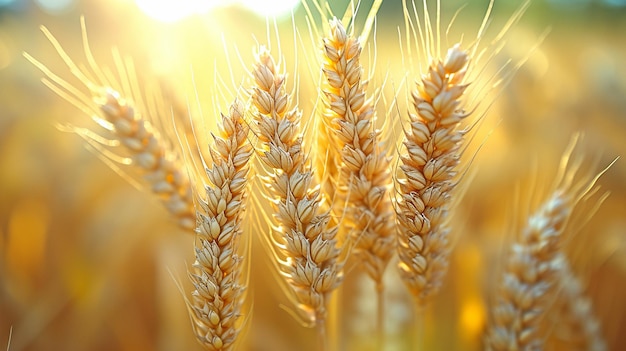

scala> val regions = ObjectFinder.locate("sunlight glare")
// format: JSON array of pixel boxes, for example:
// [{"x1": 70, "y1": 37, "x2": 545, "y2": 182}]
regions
[
  {"x1": 134, "y1": 0, "x2": 220, "y2": 23},
  {"x1": 134, "y1": 0, "x2": 299, "y2": 22},
  {"x1": 238, "y1": 0, "x2": 300, "y2": 18}
]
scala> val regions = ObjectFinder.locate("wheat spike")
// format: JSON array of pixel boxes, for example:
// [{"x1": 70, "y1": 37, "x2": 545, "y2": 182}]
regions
[
  {"x1": 485, "y1": 141, "x2": 614, "y2": 351},
  {"x1": 187, "y1": 99, "x2": 252, "y2": 350},
  {"x1": 486, "y1": 190, "x2": 572, "y2": 351},
  {"x1": 96, "y1": 89, "x2": 195, "y2": 230},
  {"x1": 321, "y1": 18, "x2": 395, "y2": 283},
  {"x1": 250, "y1": 46, "x2": 343, "y2": 329},
  {"x1": 395, "y1": 44, "x2": 469, "y2": 304},
  {"x1": 24, "y1": 23, "x2": 195, "y2": 230}
]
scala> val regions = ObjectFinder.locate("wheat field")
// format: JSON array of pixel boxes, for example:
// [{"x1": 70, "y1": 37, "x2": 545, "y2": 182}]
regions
[{"x1": 1, "y1": 0, "x2": 626, "y2": 350}]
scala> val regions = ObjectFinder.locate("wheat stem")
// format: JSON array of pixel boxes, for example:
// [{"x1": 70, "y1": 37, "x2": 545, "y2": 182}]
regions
[
  {"x1": 414, "y1": 305, "x2": 425, "y2": 351},
  {"x1": 375, "y1": 281, "x2": 385, "y2": 350},
  {"x1": 316, "y1": 319, "x2": 329, "y2": 351}
]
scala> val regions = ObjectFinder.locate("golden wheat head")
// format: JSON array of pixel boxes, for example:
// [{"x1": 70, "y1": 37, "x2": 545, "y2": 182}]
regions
[
  {"x1": 250, "y1": 47, "x2": 343, "y2": 333},
  {"x1": 187, "y1": 99, "x2": 252, "y2": 350}
]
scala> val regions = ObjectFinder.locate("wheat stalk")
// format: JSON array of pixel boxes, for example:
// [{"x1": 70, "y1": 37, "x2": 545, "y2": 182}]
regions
[
  {"x1": 250, "y1": 46, "x2": 343, "y2": 345},
  {"x1": 394, "y1": 44, "x2": 469, "y2": 304},
  {"x1": 187, "y1": 99, "x2": 252, "y2": 350}
]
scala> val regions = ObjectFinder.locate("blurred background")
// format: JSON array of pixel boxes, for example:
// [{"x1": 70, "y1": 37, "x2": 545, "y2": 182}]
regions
[{"x1": 1, "y1": 0, "x2": 625, "y2": 350}]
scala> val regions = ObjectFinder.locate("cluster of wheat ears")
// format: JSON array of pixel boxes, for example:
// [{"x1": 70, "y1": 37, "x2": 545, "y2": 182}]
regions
[{"x1": 24, "y1": 0, "x2": 615, "y2": 350}]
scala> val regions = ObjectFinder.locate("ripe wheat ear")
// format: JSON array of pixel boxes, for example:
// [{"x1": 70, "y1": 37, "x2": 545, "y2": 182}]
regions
[
  {"x1": 24, "y1": 21, "x2": 195, "y2": 230},
  {"x1": 186, "y1": 99, "x2": 253, "y2": 351},
  {"x1": 250, "y1": 46, "x2": 343, "y2": 348},
  {"x1": 319, "y1": 17, "x2": 395, "y2": 345},
  {"x1": 320, "y1": 17, "x2": 395, "y2": 284},
  {"x1": 394, "y1": 44, "x2": 470, "y2": 305},
  {"x1": 485, "y1": 140, "x2": 614, "y2": 351}
]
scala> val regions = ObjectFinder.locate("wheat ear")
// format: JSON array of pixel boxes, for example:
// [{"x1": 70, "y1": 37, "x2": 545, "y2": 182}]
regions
[
  {"x1": 485, "y1": 189, "x2": 573, "y2": 350},
  {"x1": 485, "y1": 145, "x2": 611, "y2": 350},
  {"x1": 321, "y1": 17, "x2": 395, "y2": 282},
  {"x1": 96, "y1": 89, "x2": 195, "y2": 230},
  {"x1": 394, "y1": 44, "x2": 469, "y2": 304},
  {"x1": 24, "y1": 25, "x2": 195, "y2": 230},
  {"x1": 187, "y1": 99, "x2": 252, "y2": 350},
  {"x1": 555, "y1": 258, "x2": 607, "y2": 351},
  {"x1": 250, "y1": 47, "x2": 342, "y2": 338}
]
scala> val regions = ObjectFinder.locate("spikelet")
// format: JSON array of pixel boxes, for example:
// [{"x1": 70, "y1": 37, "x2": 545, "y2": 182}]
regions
[
  {"x1": 187, "y1": 100, "x2": 252, "y2": 350},
  {"x1": 24, "y1": 24, "x2": 195, "y2": 230},
  {"x1": 320, "y1": 18, "x2": 395, "y2": 282},
  {"x1": 250, "y1": 46, "x2": 343, "y2": 326},
  {"x1": 394, "y1": 44, "x2": 469, "y2": 304}
]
